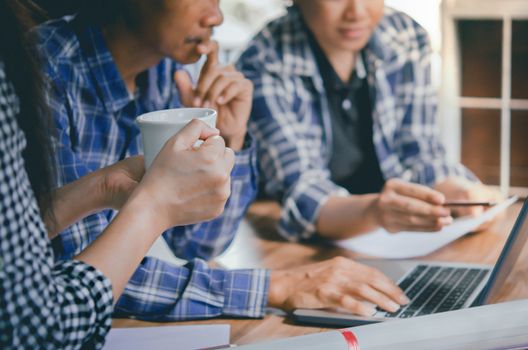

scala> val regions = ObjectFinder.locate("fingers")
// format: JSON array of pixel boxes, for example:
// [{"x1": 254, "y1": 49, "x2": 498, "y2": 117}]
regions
[
  {"x1": 202, "y1": 71, "x2": 243, "y2": 107},
  {"x1": 324, "y1": 289, "x2": 377, "y2": 316},
  {"x1": 194, "y1": 42, "x2": 221, "y2": 105},
  {"x1": 387, "y1": 179, "x2": 445, "y2": 205},
  {"x1": 174, "y1": 70, "x2": 195, "y2": 107},
  {"x1": 367, "y1": 269, "x2": 410, "y2": 306},
  {"x1": 351, "y1": 286, "x2": 400, "y2": 314},
  {"x1": 328, "y1": 267, "x2": 406, "y2": 315},
  {"x1": 172, "y1": 119, "x2": 220, "y2": 150},
  {"x1": 224, "y1": 146, "x2": 235, "y2": 172},
  {"x1": 199, "y1": 40, "x2": 219, "y2": 71},
  {"x1": 201, "y1": 134, "x2": 227, "y2": 158},
  {"x1": 217, "y1": 78, "x2": 253, "y2": 106},
  {"x1": 386, "y1": 192, "x2": 451, "y2": 218},
  {"x1": 451, "y1": 206, "x2": 485, "y2": 218}
]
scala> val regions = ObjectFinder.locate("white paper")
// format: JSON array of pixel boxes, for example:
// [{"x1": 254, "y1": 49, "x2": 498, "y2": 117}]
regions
[
  {"x1": 336, "y1": 196, "x2": 518, "y2": 259},
  {"x1": 103, "y1": 324, "x2": 230, "y2": 350},
  {"x1": 235, "y1": 299, "x2": 528, "y2": 350}
]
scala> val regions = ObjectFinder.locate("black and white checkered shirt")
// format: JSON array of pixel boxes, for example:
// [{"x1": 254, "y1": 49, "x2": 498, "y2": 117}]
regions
[{"x1": 0, "y1": 62, "x2": 113, "y2": 349}]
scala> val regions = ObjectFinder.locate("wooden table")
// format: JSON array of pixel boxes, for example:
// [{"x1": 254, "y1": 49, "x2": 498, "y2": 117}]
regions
[{"x1": 113, "y1": 200, "x2": 528, "y2": 346}]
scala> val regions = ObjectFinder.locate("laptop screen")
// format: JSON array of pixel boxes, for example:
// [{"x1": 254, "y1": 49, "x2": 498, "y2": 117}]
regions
[{"x1": 474, "y1": 198, "x2": 528, "y2": 305}]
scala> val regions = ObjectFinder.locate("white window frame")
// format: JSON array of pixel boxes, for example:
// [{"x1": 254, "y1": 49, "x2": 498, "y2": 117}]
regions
[{"x1": 440, "y1": 0, "x2": 528, "y2": 196}]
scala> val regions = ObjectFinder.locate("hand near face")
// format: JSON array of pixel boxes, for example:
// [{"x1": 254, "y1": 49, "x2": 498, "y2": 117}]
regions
[
  {"x1": 268, "y1": 257, "x2": 409, "y2": 315},
  {"x1": 372, "y1": 179, "x2": 453, "y2": 233},
  {"x1": 174, "y1": 41, "x2": 253, "y2": 151}
]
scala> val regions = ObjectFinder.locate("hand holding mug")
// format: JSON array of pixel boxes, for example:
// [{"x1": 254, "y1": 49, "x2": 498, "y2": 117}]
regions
[
  {"x1": 174, "y1": 41, "x2": 253, "y2": 151},
  {"x1": 134, "y1": 119, "x2": 235, "y2": 230}
]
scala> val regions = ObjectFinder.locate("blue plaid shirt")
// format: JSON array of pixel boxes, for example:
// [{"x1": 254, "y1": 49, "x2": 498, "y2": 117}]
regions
[
  {"x1": 237, "y1": 6, "x2": 477, "y2": 241},
  {"x1": 36, "y1": 16, "x2": 269, "y2": 321}
]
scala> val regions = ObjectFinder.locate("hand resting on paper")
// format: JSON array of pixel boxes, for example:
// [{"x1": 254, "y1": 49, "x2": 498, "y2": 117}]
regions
[
  {"x1": 435, "y1": 177, "x2": 504, "y2": 232},
  {"x1": 371, "y1": 179, "x2": 453, "y2": 233},
  {"x1": 268, "y1": 257, "x2": 409, "y2": 316}
]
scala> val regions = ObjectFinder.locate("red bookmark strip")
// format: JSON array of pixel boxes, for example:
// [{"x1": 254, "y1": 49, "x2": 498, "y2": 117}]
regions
[{"x1": 339, "y1": 329, "x2": 360, "y2": 350}]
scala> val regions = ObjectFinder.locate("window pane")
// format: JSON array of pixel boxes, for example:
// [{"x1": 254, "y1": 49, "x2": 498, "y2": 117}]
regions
[
  {"x1": 458, "y1": 20, "x2": 502, "y2": 98},
  {"x1": 511, "y1": 111, "x2": 528, "y2": 187},
  {"x1": 512, "y1": 20, "x2": 528, "y2": 100},
  {"x1": 461, "y1": 109, "x2": 501, "y2": 185}
]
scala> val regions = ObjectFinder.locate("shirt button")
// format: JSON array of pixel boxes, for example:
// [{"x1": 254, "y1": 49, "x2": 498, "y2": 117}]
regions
[{"x1": 342, "y1": 99, "x2": 352, "y2": 110}]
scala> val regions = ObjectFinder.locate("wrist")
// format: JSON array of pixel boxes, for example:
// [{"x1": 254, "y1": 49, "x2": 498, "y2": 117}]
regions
[
  {"x1": 365, "y1": 193, "x2": 381, "y2": 226},
  {"x1": 80, "y1": 169, "x2": 112, "y2": 212},
  {"x1": 268, "y1": 271, "x2": 285, "y2": 308},
  {"x1": 224, "y1": 130, "x2": 247, "y2": 151},
  {"x1": 121, "y1": 186, "x2": 170, "y2": 238},
  {"x1": 268, "y1": 270, "x2": 289, "y2": 309}
]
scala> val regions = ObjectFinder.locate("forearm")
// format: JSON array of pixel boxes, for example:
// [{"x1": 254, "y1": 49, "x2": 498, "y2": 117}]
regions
[
  {"x1": 75, "y1": 192, "x2": 164, "y2": 299},
  {"x1": 47, "y1": 170, "x2": 106, "y2": 239},
  {"x1": 316, "y1": 194, "x2": 380, "y2": 240}
]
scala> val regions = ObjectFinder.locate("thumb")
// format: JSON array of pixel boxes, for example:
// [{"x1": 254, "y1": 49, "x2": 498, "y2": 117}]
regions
[
  {"x1": 172, "y1": 119, "x2": 220, "y2": 150},
  {"x1": 174, "y1": 70, "x2": 195, "y2": 107}
]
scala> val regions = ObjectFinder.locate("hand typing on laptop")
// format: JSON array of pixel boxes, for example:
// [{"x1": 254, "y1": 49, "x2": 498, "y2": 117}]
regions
[{"x1": 267, "y1": 257, "x2": 410, "y2": 316}]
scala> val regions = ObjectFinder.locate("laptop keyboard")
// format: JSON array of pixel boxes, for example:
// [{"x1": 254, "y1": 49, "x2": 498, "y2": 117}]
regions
[{"x1": 381, "y1": 265, "x2": 489, "y2": 318}]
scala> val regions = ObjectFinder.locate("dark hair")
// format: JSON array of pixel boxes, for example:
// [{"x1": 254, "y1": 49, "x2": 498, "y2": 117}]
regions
[
  {"x1": 34, "y1": 0, "x2": 154, "y2": 28},
  {"x1": 0, "y1": 0, "x2": 56, "y2": 222}
]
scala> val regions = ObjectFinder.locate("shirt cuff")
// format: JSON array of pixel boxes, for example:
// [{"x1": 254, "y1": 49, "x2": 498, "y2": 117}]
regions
[
  {"x1": 231, "y1": 133, "x2": 256, "y2": 180},
  {"x1": 54, "y1": 260, "x2": 113, "y2": 346},
  {"x1": 222, "y1": 268, "x2": 270, "y2": 318},
  {"x1": 279, "y1": 177, "x2": 349, "y2": 241}
]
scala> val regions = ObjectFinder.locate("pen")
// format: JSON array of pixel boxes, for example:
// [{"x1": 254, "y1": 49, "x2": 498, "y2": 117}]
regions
[{"x1": 442, "y1": 201, "x2": 497, "y2": 207}]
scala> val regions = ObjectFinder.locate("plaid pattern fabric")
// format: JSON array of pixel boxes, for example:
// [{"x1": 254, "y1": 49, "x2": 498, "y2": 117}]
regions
[
  {"x1": 0, "y1": 62, "x2": 113, "y2": 349},
  {"x1": 237, "y1": 6, "x2": 477, "y2": 241},
  {"x1": 35, "y1": 16, "x2": 268, "y2": 320}
]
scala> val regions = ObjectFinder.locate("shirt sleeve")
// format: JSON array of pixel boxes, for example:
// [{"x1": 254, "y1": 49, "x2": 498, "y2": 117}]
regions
[
  {"x1": 46, "y1": 63, "x2": 266, "y2": 320},
  {"x1": 47, "y1": 85, "x2": 115, "y2": 259},
  {"x1": 114, "y1": 258, "x2": 269, "y2": 320},
  {"x1": 0, "y1": 65, "x2": 113, "y2": 349},
  {"x1": 238, "y1": 56, "x2": 348, "y2": 241},
  {"x1": 393, "y1": 26, "x2": 478, "y2": 186}
]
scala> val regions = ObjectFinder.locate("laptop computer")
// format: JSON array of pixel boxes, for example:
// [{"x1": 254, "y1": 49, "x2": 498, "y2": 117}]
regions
[{"x1": 292, "y1": 197, "x2": 528, "y2": 327}]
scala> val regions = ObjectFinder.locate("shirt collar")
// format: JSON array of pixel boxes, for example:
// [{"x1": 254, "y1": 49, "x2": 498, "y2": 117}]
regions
[{"x1": 75, "y1": 20, "x2": 134, "y2": 113}]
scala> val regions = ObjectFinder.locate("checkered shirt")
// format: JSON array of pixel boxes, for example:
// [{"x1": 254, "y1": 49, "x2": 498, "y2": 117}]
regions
[
  {"x1": 0, "y1": 62, "x2": 113, "y2": 349},
  {"x1": 237, "y1": 6, "x2": 477, "y2": 241},
  {"x1": 35, "y1": 16, "x2": 268, "y2": 321}
]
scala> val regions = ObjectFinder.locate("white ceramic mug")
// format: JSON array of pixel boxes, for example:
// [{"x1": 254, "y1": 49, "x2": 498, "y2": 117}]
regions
[{"x1": 136, "y1": 108, "x2": 217, "y2": 168}]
